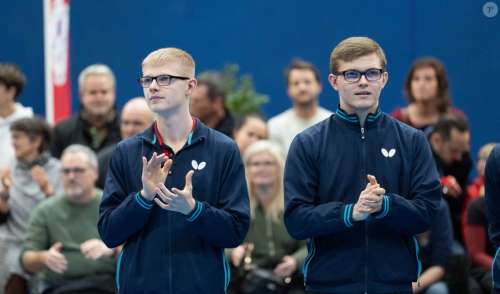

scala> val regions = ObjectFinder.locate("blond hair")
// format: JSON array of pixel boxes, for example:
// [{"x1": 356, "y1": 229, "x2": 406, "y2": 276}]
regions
[
  {"x1": 478, "y1": 143, "x2": 497, "y2": 160},
  {"x1": 142, "y1": 48, "x2": 195, "y2": 78},
  {"x1": 243, "y1": 140, "x2": 285, "y2": 223},
  {"x1": 330, "y1": 36, "x2": 387, "y2": 73}
]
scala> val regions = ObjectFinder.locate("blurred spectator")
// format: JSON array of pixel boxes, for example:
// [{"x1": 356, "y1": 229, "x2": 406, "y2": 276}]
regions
[
  {"x1": 0, "y1": 63, "x2": 33, "y2": 169},
  {"x1": 268, "y1": 59, "x2": 331, "y2": 154},
  {"x1": 233, "y1": 114, "x2": 267, "y2": 154},
  {"x1": 392, "y1": 57, "x2": 466, "y2": 135},
  {"x1": 21, "y1": 145, "x2": 116, "y2": 294},
  {"x1": 190, "y1": 71, "x2": 235, "y2": 137},
  {"x1": 429, "y1": 114, "x2": 472, "y2": 244},
  {"x1": 413, "y1": 199, "x2": 453, "y2": 294},
  {"x1": 463, "y1": 144, "x2": 497, "y2": 294},
  {"x1": 51, "y1": 64, "x2": 121, "y2": 158},
  {"x1": 0, "y1": 117, "x2": 62, "y2": 292},
  {"x1": 96, "y1": 97, "x2": 154, "y2": 189},
  {"x1": 230, "y1": 140, "x2": 306, "y2": 294},
  {"x1": 484, "y1": 144, "x2": 500, "y2": 293}
]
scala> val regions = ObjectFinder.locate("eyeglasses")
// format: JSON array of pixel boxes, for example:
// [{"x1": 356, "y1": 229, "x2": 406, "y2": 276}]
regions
[
  {"x1": 334, "y1": 68, "x2": 385, "y2": 83},
  {"x1": 248, "y1": 161, "x2": 277, "y2": 168},
  {"x1": 62, "y1": 167, "x2": 87, "y2": 175},
  {"x1": 138, "y1": 74, "x2": 190, "y2": 88}
]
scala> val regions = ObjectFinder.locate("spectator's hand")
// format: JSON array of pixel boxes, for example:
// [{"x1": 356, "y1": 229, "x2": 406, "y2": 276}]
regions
[
  {"x1": 141, "y1": 153, "x2": 171, "y2": 201},
  {"x1": 155, "y1": 170, "x2": 196, "y2": 215},
  {"x1": 352, "y1": 175, "x2": 385, "y2": 221},
  {"x1": 80, "y1": 239, "x2": 114, "y2": 260},
  {"x1": 231, "y1": 244, "x2": 247, "y2": 267},
  {"x1": 43, "y1": 242, "x2": 67, "y2": 274},
  {"x1": 31, "y1": 165, "x2": 53, "y2": 197},
  {"x1": 273, "y1": 256, "x2": 297, "y2": 278},
  {"x1": 0, "y1": 168, "x2": 12, "y2": 193},
  {"x1": 442, "y1": 176, "x2": 462, "y2": 198}
]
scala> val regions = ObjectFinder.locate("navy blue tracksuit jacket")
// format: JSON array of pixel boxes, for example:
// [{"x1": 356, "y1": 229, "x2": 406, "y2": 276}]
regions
[
  {"x1": 284, "y1": 108, "x2": 441, "y2": 294},
  {"x1": 98, "y1": 120, "x2": 250, "y2": 294}
]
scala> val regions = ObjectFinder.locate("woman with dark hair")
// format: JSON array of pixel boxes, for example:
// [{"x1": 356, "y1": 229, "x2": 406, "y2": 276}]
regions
[
  {"x1": 0, "y1": 117, "x2": 63, "y2": 291},
  {"x1": 392, "y1": 57, "x2": 466, "y2": 134},
  {"x1": 233, "y1": 114, "x2": 268, "y2": 154}
]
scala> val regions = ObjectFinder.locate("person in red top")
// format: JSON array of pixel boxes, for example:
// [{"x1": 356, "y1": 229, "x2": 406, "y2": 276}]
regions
[
  {"x1": 391, "y1": 57, "x2": 466, "y2": 136},
  {"x1": 463, "y1": 143, "x2": 497, "y2": 294}
]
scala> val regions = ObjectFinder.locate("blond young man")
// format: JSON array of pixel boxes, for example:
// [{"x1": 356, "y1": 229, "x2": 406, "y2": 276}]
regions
[
  {"x1": 284, "y1": 37, "x2": 441, "y2": 293},
  {"x1": 98, "y1": 48, "x2": 250, "y2": 294}
]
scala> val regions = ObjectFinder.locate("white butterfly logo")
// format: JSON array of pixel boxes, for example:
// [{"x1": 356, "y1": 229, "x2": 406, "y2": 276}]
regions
[
  {"x1": 191, "y1": 160, "x2": 207, "y2": 170},
  {"x1": 381, "y1": 148, "x2": 396, "y2": 158}
]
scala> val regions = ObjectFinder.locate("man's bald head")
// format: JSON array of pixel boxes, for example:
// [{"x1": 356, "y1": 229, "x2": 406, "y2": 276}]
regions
[{"x1": 121, "y1": 97, "x2": 155, "y2": 139}]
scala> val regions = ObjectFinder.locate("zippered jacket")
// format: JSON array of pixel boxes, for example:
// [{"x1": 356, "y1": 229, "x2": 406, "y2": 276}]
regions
[
  {"x1": 98, "y1": 119, "x2": 250, "y2": 294},
  {"x1": 284, "y1": 108, "x2": 442, "y2": 294}
]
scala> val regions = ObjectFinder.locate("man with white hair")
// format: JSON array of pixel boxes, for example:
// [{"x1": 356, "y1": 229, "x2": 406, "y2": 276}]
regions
[{"x1": 51, "y1": 64, "x2": 121, "y2": 158}]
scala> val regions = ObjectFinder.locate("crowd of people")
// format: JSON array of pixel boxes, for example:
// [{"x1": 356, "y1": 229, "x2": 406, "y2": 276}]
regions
[{"x1": 0, "y1": 36, "x2": 499, "y2": 294}]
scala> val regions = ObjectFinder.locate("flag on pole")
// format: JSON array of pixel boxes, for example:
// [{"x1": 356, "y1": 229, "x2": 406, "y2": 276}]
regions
[{"x1": 43, "y1": 0, "x2": 71, "y2": 124}]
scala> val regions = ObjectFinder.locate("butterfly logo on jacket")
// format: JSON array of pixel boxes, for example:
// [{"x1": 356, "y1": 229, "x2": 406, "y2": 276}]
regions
[
  {"x1": 191, "y1": 160, "x2": 207, "y2": 170},
  {"x1": 381, "y1": 148, "x2": 396, "y2": 158}
]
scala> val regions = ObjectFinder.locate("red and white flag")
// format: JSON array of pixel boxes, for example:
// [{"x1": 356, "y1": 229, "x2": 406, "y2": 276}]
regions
[{"x1": 43, "y1": 0, "x2": 71, "y2": 124}]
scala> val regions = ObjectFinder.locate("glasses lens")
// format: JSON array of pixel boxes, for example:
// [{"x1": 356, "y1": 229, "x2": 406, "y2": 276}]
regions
[
  {"x1": 156, "y1": 75, "x2": 172, "y2": 86},
  {"x1": 365, "y1": 69, "x2": 382, "y2": 81},
  {"x1": 344, "y1": 70, "x2": 361, "y2": 82},
  {"x1": 140, "y1": 77, "x2": 152, "y2": 87}
]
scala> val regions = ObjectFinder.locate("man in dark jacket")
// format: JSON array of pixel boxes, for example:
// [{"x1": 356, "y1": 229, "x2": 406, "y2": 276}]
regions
[
  {"x1": 51, "y1": 64, "x2": 121, "y2": 158},
  {"x1": 98, "y1": 47, "x2": 250, "y2": 294},
  {"x1": 284, "y1": 36, "x2": 441, "y2": 294},
  {"x1": 485, "y1": 144, "x2": 500, "y2": 293}
]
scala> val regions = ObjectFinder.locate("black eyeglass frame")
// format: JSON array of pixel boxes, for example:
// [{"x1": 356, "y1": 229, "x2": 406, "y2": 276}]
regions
[
  {"x1": 138, "y1": 74, "x2": 191, "y2": 88},
  {"x1": 333, "y1": 68, "x2": 386, "y2": 83}
]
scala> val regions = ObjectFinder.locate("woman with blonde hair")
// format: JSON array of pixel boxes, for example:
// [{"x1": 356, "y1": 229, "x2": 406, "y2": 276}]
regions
[{"x1": 230, "y1": 140, "x2": 306, "y2": 294}]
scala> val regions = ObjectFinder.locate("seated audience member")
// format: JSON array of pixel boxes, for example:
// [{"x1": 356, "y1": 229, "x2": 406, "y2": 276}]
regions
[
  {"x1": 51, "y1": 64, "x2": 121, "y2": 158},
  {"x1": 463, "y1": 143, "x2": 497, "y2": 294},
  {"x1": 233, "y1": 114, "x2": 267, "y2": 155},
  {"x1": 96, "y1": 97, "x2": 154, "y2": 189},
  {"x1": 0, "y1": 63, "x2": 33, "y2": 169},
  {"x1": 392, "y1": 57, "x2": 466, "y2": 135},
  {"x1": 428, "y1": 114, "x2": 472, "y2": 244},
  {"x1": 268, "y1": 59, "x2": 331, "y2": 155},
  {"x1": 230, "y1": 141, "x2": 306, "y2": 294},
  {"x1": 413, "y1": 199, "x2": 453, "y2": 294},
  {"x1": 190, "y1": 71, "x2": 236, "y2": 137},
  {"x1": 21, "y1": 145, "x2": 117, "y2": 294},
  {"x1": 0, "y1": 117, "x2": 62, "y2": 292}
]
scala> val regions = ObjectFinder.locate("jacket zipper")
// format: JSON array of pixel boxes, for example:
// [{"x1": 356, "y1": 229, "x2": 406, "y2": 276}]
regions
[{"x1": 361, "y1": 126, "x2": 368, "y2": 294}]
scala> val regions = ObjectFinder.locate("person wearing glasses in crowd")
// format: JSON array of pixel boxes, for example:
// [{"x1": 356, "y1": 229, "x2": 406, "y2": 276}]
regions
[
  {"x1": 98, "y1": 48, "x2": 249, "y2": 294},
  {"x1": 284, "y1": 37, "x2": 441, "y2": 294}
]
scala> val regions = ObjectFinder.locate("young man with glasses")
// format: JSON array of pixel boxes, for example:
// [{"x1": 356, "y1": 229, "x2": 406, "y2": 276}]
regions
[
  {"x1": 97, "y1": 48, "x2": 250, "y2": 294},
  {"x1": 284, "y1": 37, "x2": 442, "y2": 293}
]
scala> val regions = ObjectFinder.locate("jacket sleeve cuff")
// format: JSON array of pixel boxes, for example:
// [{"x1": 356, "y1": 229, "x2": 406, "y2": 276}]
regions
[
  {"x1": 343, "y1": 204, "x2": 354, "y2": 228},
  {"x1": 135, "y1": 192, "x2": 153, "y2": 210},
  {"x1": 186, "y1": 201, "x2": 204, "y2": 222},
  {"x1": 373, "y1": 195, "x2": 390, "y2": 219}
]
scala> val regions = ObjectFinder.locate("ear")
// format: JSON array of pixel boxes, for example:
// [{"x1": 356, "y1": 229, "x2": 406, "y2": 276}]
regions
[
  {"x1": 186, "y1": 79, "x2": 197, "y2": 97},
  {"x1": 328, "y1": 73, "x2": 338, "y2": 91},
  {"x1": 380, "y1": 71, "x2": 389, "y2": 89},
  {"x1": 430, "y1": 133, "x2": 441, "y2": 150}
]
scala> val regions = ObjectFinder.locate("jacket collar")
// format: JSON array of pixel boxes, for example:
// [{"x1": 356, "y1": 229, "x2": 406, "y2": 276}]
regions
[
  {"x1": 139, "y1": 117, "x2": 207, "y2": 148},
  {"x1": 334, "y1": 106, "x2": 382, "y2": 127}
]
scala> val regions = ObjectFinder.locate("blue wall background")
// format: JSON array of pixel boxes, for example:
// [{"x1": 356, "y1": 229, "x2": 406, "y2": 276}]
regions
[{"x1": 2, "y1": 0, "x2": 499, "y2": 158}]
